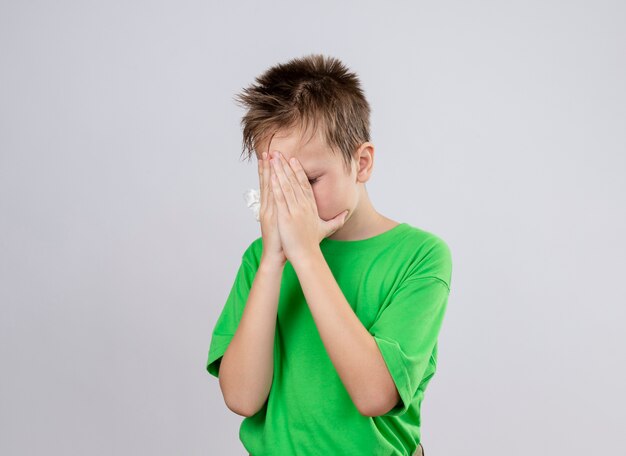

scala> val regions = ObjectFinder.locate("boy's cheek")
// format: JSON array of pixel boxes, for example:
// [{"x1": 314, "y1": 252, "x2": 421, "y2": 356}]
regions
[
  {"x1": 315, "y1": 203, "x2": 327, "y2": 219},
  {"x1": 312, "y1": 188, "x2": 328, "y2": 211},
  {"x1": 313, "y1": 185, "x2": 349, "y2": 220},
  {"x1": 315, "y1": 197, "x2": 339, "y2": 222}
]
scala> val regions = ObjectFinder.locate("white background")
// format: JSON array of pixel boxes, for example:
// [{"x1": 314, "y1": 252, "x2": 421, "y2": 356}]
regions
[{"x1": 1, "y1": 1, "x2": 624, "y2": 454}]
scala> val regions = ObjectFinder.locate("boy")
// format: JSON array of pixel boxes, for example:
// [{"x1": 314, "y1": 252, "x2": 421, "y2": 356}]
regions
[{"x1": 206, "y1": 54, "x2": 452, "y2": 456}]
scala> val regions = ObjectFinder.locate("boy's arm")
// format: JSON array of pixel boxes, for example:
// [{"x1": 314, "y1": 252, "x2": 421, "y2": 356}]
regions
[
  {"x1": 290, "y1": 249, "x2": 399, "y2": 417},
  {"x1": 218, "y1": 256, "x2": 284, "y2": 417}
]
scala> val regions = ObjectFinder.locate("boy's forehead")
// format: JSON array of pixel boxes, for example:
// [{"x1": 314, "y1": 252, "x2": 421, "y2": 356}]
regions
[{"x1": 258, "y1": 129, "x2": 335, "y2": 170}]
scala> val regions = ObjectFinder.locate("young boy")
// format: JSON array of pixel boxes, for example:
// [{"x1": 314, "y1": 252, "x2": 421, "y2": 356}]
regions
[{"x1": 206, "y1": 54, "x2": 452, "y2": 456}]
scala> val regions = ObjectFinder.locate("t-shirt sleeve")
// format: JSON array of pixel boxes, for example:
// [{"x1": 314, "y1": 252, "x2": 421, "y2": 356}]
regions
[
  {"x1": 367, "y1": 239, "x2": 452, "y2": 417},
  {"x1": 206, "y1": 253, "x2": 258, "y2": 379}
]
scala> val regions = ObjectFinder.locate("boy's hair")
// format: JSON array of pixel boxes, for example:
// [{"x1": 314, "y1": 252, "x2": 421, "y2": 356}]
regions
[{"x1": 233, "y1": 53, "x2": 371, "y2": 175}]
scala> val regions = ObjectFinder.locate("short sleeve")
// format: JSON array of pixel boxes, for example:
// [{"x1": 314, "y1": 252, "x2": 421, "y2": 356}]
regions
[
  {"x1": 206, "y1": 256, "x2": 257, "y2": 378},
  {"x1": 368, "y1": 241, "x2": 452, "y2": 417}
]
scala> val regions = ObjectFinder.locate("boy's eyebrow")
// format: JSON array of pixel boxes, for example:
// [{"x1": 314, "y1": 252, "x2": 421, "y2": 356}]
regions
[{"x1": 300, "y1": 162, "x2": 324, "y2": 175}]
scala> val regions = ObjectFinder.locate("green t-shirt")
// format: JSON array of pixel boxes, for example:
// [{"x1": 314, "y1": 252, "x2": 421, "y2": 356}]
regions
[{"x1": 206, "y1": 222, "x2": 452, "y2": 455}]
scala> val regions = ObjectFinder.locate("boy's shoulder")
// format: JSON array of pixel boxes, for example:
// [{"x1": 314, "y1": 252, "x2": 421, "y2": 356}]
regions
[
  {"x1": 393, "y1": 223, "x2": 453, "y2": 289},
  {"x1": 239, "y1": 235, "x2": 264, "y2": 268},
  {"x1": 401, "y1": 223, "x2": 452, "y2": 259}
]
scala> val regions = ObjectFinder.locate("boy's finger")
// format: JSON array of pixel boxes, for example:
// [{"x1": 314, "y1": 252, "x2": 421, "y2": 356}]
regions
[
  {"x1": 261, "y1": 152, "x2": 269, "y2": 211},
  {"x1": 257, "y1": 153, "x2": 263, "y2": 200},
  {"x1": 282, "y1": 155, "x2": 309, "y2": 202},
  {"x1": 270, "y1": 162, "x2": 288, "y2": 213},
  {"x1": 267, "y1": 175, "x2": 275, "y2": 215},
  {"x1": 271, "y1": 154, "x2": 296, "y2": 213},
  {"x1": 289, "y1": 157, "x2": 313, "y2": 194}
]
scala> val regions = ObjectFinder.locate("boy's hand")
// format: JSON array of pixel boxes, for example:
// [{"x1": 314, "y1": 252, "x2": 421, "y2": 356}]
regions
[
  {"x1": 269, "y1": 150, "x2": 349, "y2": 264},
  {"x1": 258, "y1": 151, "x2": 287, "y2": 266}
]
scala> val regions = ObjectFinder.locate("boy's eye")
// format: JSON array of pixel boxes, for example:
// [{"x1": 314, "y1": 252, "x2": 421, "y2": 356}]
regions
[{"x1": 308, "y1": 177, "x2": 319, "y2": 185}]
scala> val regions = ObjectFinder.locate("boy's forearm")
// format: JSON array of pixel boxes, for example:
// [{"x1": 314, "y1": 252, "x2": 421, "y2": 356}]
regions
[
  {"x1": 290, "y1": 248, "x2": 398, "y2": 417},
  {"x1": 219, "y1": 256, "x2": 284, "y2": 417}
]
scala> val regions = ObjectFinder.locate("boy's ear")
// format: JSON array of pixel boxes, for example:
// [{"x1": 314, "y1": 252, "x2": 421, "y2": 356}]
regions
[{"x1": 354, "y1": 142, "x2": 375, "y2": 183}]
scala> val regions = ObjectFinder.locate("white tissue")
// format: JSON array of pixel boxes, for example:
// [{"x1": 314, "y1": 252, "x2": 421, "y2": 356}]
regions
[{"x1": 243, "y1": 188, "x2": 261, "y2": 222}]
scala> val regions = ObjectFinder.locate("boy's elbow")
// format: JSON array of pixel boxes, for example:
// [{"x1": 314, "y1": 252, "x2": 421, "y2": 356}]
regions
[
  {"x1": 219, "y1": 380, "x2": 257, "y2": 417},
  {"x1": 225, "y1": 400, "x2": 255, "y2": 417},
  {"x1": 220, "y1": 380, "x2": 266, "y2": 417},
  {"x1": 358, "y1": 401, "x2": 387, "y2": 418},
  {"x1": 355, "y1": 395, "x2": 383, "y2": 417},
  {"x1": 358, "y1": 399, "x2": 397, "y2": 417},
  {"x1": 358, "y1": 385, "x2": 401, "y2": 417},
  {"x1": 225, "y1": 397, "x2": 266, "y2": 417},
  {"x1": 216, "y1": 355, "x2": 273, "y2": 418}
]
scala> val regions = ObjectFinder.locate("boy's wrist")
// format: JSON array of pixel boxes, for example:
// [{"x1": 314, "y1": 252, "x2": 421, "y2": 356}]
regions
[{"x1": 259, "y1": 255, "x2": 287, "y2": 271}]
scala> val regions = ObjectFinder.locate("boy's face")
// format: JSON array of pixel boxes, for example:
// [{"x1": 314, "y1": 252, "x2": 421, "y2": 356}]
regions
[{"x1": 255, "y1": 126, "x2": 363, "y2": 222}]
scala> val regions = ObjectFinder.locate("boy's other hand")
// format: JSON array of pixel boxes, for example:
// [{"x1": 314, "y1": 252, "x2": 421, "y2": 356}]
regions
[{"x1": 258, "y1": 151, "x2": 287, "y2": 266}]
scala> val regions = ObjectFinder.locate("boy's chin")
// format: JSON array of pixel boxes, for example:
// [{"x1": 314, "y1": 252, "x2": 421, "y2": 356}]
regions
[{"x1": 319, "y1": 210, "x2": 350, "y2": 223}]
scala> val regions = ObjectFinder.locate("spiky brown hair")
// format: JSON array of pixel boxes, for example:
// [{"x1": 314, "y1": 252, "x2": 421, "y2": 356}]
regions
[{"x1": 233, "y1": 53, "x2": 372, "y2": 175}]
